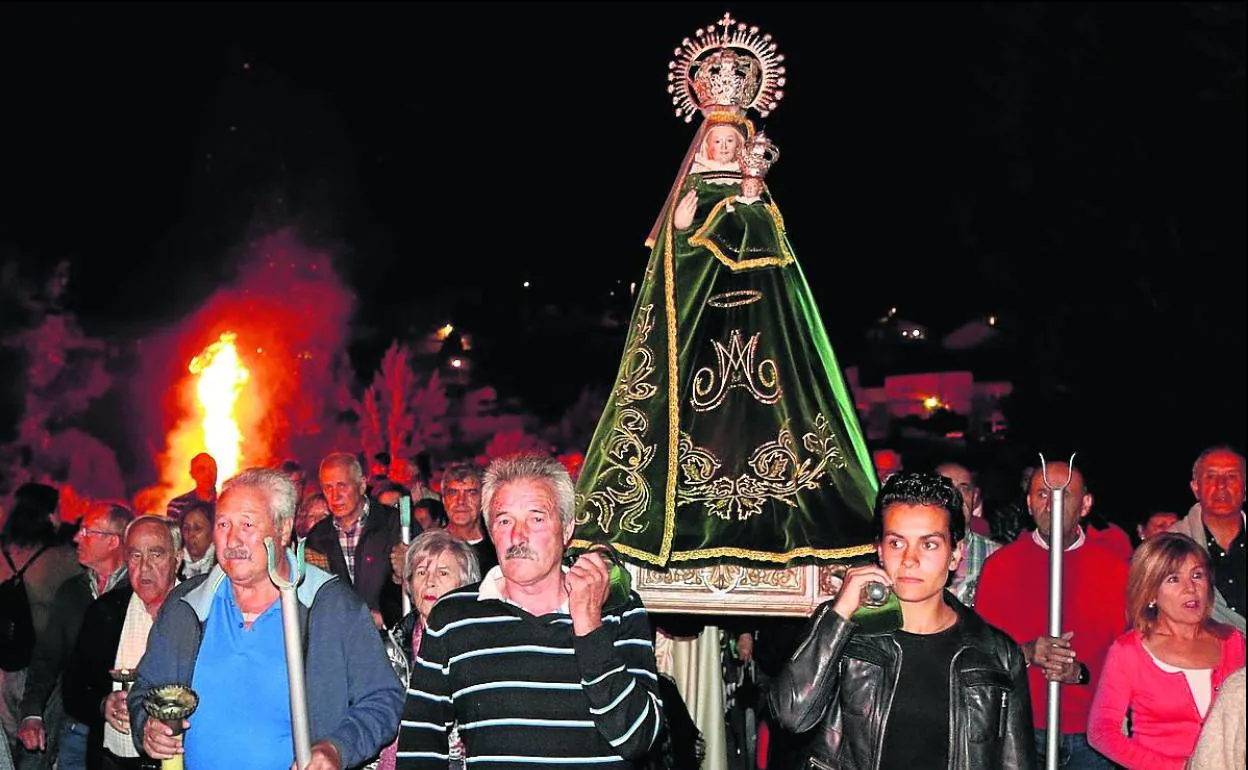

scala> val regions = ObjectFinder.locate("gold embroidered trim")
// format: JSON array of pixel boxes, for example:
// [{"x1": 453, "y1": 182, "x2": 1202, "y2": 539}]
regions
[
  {"x1": 704, "y1": 113, "x2": 756, "y2": 135},
  {"x1": 614, "y1": 304, "x2": 657, "y2": 407},
  {"x1": 666, "y1": 542, "x2": 876, "y2": 563},
  {"x1": 660, "y1": 205, "x2": 680, "y2": 563},
  {"x1": 707, "y1": 289, "x2": 764, "y2": 308},
  {"x1": 765, "y1": 200, "x2": 787, "y2": 234},
  {"x1": 577, "y1": 407, "x2": 655, "y2": 535},
  {"x1": 688, "y1": 195, "x2": 795, "y2": 271},
  {"x1": 676, "y1": 414, "x2": 848, "y2": 522},
  {"x1": 690, "y1": 329, "x2": 782, "y2": 412},
  {"x1": 576, "y1": 305, "x2": 658, "y2": 536}
]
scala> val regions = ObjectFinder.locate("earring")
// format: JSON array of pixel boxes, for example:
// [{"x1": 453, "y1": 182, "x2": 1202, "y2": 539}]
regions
[{"x1": 1148, "y1": 600, "x2": 1156, "y2": 609}]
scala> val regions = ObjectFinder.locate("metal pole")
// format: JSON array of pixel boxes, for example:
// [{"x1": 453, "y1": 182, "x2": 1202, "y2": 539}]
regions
[
  {"x1": 266, "y1": 537, "x2": 312, "y2": 769},
  {"x1": 399, "y1": 496, "x2": 412, "y2": 617},
  {"x1": 1039, "y1": 453, "x2": 1076, "y2": 770}
]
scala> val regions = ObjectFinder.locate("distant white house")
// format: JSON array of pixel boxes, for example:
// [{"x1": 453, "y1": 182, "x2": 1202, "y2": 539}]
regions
[{"x1": 847, "y1": 312, "x2": 1011, "y2": 442}]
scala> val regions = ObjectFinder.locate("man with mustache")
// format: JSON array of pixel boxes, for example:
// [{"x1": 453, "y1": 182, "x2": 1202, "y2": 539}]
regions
[
  {"x1": 129, "y1": 468, "x2": 403, "y2": 770},
  {"x1": 1169, "y1": 445, "x2": 1246, "y2": 631},
  {"x1": 396, "y1": 452, "x2": 661, "y2": 768},
  {"x1": 61, "y1": 516, "x2": 182, "y2": 770}
]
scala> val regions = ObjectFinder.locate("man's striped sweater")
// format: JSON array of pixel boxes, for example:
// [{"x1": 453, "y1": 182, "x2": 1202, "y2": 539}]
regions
[{"x1": 396, "y1": 576, "x2": 661, "y2": 768}]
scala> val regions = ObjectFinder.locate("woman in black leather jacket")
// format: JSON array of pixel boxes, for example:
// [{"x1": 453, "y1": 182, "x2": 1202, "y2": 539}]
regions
[{"x1": 768, "y1": 472, "x2": 1035, "y2": 770}]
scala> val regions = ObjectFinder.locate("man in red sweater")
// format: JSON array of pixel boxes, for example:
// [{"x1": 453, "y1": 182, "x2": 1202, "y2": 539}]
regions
[{"x1": 977, "y1": 460, "x2": 1129, "y2": 769}]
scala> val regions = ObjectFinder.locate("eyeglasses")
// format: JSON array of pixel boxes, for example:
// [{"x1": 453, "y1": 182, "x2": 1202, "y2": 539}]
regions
[{"x1": 80, "y1": 528, "x2": 121, "y2": 539}]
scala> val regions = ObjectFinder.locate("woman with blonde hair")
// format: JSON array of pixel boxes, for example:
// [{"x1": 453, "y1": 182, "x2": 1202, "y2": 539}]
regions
[{"x1": 1088, "y1": 533, "x2": 1245, "y2": 768}]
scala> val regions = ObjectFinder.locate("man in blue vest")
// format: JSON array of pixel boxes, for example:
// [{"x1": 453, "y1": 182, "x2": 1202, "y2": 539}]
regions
[{"x1": 130, "y1": 468, "x2": 402, "y2": 770}]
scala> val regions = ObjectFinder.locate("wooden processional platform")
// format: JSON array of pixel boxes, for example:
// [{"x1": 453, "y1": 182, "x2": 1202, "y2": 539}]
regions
[{"x1": 626, "y1": 562, "x2": 850, "y2": 617}]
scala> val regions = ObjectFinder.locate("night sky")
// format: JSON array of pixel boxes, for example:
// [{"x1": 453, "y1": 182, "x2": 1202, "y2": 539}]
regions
[{"x1": 1, "y1": 3, "x2": 1244, "y2": 513}]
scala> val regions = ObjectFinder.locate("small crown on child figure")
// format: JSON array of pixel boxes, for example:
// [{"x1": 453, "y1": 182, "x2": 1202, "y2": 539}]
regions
[
  {"x1": 740, "y1": 132, "x2": 780, "y2": 179},
  {"x1": 667, "y1": 12, "x2": 787, "y2": 122}
]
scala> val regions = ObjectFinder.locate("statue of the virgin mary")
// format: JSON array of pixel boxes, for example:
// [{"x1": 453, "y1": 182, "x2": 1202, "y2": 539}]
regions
[{"x1": 573, "y1": 14, "x2": 878, "y2": 569}]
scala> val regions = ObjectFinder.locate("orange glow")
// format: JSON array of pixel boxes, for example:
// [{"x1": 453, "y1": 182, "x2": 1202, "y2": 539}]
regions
[
  {"x1": 146, "y1": 331, "x2": 257, "y2": 513},
  {"x1": 136, "y1": 228, "x2": 356, "y2": 516},
  {"x1": 189, "y1": 333, "x2": 251, "y2": 484}
]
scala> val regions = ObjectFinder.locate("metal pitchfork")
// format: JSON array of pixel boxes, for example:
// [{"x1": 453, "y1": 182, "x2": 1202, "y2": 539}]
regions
[
  {"x1": 1038, "y1": 452, "x2": 1076, "y2": 770},
  {"x1": 264, "y1": 536, "x2": 312, "y2": 769}
]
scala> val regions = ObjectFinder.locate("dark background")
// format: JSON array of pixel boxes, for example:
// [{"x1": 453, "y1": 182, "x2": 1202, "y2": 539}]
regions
[{"x1": 1, "y1": 3, "x2": 1243, "y2": 518}]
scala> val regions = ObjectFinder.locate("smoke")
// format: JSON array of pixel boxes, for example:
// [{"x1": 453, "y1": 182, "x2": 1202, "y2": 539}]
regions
[{"x1": 133, "y1": 227, "x2": 356, "y2": 512}]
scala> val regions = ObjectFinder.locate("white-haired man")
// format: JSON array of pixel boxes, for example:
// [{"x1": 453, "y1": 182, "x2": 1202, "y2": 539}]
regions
[
  {"x1": 61, "y1": 515, "x2": 182, "y2": 770},
  {"x1": 306, "y1": 452, "x2": 405, "y2": 628},
  {"x1": 129, "y1": 468, "x2": 403, "y2": 770},
  {"x1": 397, "y1": 452, "x2": 661, "y2": 767}
]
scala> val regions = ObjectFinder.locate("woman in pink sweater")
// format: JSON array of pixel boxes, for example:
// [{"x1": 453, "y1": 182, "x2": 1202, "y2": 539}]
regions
[{"x1": 1088, "y1": 533, "x2": 1245, "y2": 769}]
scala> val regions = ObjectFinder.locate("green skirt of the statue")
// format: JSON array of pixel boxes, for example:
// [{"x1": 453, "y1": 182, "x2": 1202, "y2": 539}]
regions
[{"x1": 573, "y1": 186, "x2": 878, "y2": 568}]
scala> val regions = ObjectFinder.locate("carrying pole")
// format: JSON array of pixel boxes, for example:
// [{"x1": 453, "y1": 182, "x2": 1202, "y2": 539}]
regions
[
  {"x1": 1039, "y1": 453, "x2": 1076, "y2": 770},
  {"x1": 399, "y1": 496, "x2": 412, "y2": 617},
  {"x1": 265, "y1": 537, "x2": 312, "y2": 769}
]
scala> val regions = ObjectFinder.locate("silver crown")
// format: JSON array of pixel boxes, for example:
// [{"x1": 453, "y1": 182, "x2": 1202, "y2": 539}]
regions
[
  {"x1": 667, "y1": 12, "x2": 787, "y2": 123},
  {"x1": 739, "y1": 132, "x2": 780, "y2": 179},
  {"x1": 693, "y1": 49, "x2": 761, "y2": 111}
]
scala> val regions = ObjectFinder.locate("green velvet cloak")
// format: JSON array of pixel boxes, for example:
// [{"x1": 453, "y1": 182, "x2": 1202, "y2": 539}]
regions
[{"x1": 572, "y1": 166, "x2": 878, "y2": 568}]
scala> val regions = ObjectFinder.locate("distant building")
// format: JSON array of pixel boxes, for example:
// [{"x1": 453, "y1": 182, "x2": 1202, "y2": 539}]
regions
[
  {"x1": 847, "y1": 312, "x2": 1012, "y2": 444},
  {"x1": 412, "y1": 322, "x2": 475, "y2": 388}
]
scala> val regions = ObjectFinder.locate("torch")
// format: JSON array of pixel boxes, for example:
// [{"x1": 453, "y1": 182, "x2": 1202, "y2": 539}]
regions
[
  {"x1": 264, "y1": 536, "x2": 312, "y2": 769},
  {"x1": 109, "y1": 668, "x2": 137, "y2": 693},
  {"x1": 109, "y1": 668, "x2": 138, "y2": 746},
  {"x1": 399, "y1": 496, "x2": 412, "y2": 617},
  {"x1": 141, "y1": 684, "x2": 199, "y2": 770},
  {"x1": 1039, "y1": 452, "x2": 1076, "y2": 770}
]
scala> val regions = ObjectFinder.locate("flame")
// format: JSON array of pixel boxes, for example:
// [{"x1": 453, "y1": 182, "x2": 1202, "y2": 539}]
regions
[{"x1": 189, "y1": 332, "x2": 250, "y2": 486}]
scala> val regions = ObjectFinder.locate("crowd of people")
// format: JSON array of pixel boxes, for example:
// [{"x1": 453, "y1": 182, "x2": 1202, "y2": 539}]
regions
[
  {"x1": 723, "y1": 446, "x2": 1245, "y2": 770},
  {"x1": 0, "y1": 443, "x2": 1242, "y2": 770}
]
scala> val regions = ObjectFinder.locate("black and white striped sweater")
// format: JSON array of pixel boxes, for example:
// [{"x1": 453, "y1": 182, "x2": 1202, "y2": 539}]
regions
[{"x1": 396, "y1": 578, "x2": 661, "y2": 768}]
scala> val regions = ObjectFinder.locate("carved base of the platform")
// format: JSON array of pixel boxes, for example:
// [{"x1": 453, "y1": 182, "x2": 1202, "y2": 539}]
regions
[{"x1": 628, "y1": 561, "x2": 848, "y2": 617}]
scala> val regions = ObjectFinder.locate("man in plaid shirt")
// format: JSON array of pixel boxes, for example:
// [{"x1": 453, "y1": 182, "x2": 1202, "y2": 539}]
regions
[
  {"x1": 938, "y1": 461, "x2": 1000, "y2": 607},
  {"x1": 305, "y1": 453, "x2": 407, "y2": 627}
]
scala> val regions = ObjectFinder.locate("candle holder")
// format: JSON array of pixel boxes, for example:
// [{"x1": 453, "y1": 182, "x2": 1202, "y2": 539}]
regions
[
  {"x1": 109, "y1": 668, "x2": 137, "y2": 692},
  {"x1": 850, "y1": 582, "x2": 902, "y2": 634},
  {"x1": 142, "y1": 684, "x2": 199, "y2": 770}
]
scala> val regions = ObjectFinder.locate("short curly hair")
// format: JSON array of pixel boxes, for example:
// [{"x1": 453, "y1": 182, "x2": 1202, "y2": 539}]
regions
[{"x1": 872, "y1": 471, "x2": 967, "y2": 546}]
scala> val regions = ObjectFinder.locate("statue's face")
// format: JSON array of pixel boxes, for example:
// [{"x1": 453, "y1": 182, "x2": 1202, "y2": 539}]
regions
[{"x1": 705, "y1": 126, "x2": 742, "y2": 163}]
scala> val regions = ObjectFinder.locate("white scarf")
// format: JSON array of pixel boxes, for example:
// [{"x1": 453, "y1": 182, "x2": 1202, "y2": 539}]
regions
[{"x1": 182, "y1": 544, "x2": 215, "y2": 577}]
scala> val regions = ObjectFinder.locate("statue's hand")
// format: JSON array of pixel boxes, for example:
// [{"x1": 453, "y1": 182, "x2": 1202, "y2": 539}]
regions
[{"x1": 673, "y1": 189, "x2": 698, "y2": 230}]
